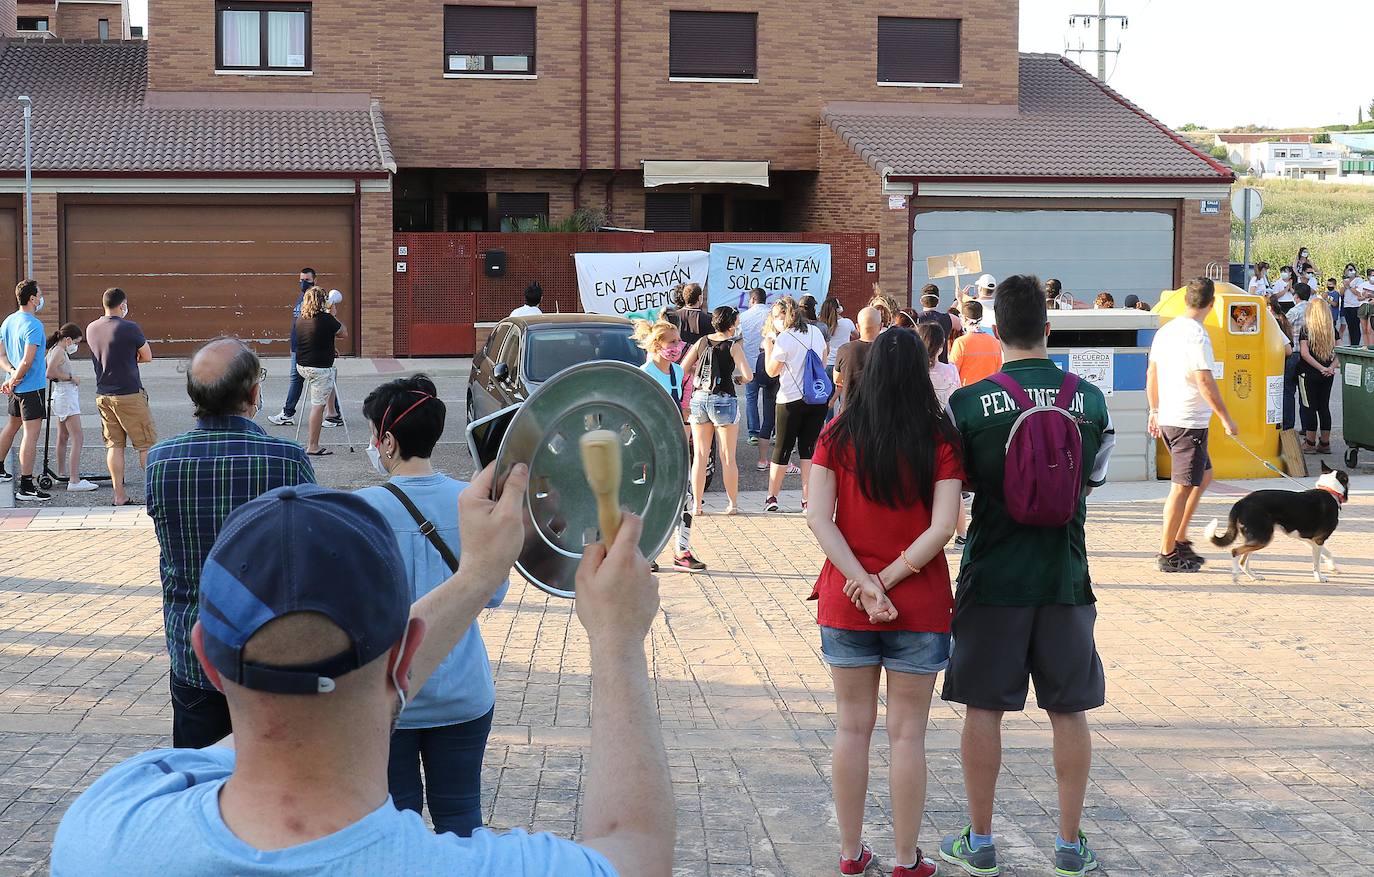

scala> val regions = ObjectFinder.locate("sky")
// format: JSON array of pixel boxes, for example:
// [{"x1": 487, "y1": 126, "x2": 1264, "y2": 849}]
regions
[{"x1": 127, "y1": 0, "x2": 1373, "y2": 130}]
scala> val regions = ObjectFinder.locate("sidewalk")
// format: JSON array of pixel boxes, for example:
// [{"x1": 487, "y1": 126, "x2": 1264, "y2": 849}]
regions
[{"x1": 2, "y1": 482, "x2": 1373, "y2": 875}]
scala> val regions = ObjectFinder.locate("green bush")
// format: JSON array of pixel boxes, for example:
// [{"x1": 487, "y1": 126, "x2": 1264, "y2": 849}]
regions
[{"x1": 1229, "y1": 177, "x2": 1374, "y2": 273}]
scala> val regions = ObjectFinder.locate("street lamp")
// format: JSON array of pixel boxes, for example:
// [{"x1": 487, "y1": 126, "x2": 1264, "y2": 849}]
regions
[{"x1": 17, "y1": 95, "x2": 32, "y2": 279}]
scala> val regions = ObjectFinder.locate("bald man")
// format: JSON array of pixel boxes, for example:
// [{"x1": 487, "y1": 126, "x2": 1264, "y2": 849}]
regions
[
  {"x1": 145, "y1": 337, "x2": 317, "y2": 747},
  {"x1": 833, "y1": 306, "x2": 881, "y2": 410}
]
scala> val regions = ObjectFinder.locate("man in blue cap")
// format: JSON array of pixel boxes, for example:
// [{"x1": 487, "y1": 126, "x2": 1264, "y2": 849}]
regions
[{"x1": 52, "y1": 466, "x2": 676, "y2": 876}]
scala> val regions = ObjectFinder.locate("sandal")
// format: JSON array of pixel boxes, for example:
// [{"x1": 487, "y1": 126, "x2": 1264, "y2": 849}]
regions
[
  {"x1": 1318, "y1": 444, "x2": 1332, "y2": 455},
  {"x1": 307, "y1": 448, "x2": 335, "y2": 457},
  {"x1": 1302, "y1": 442, "x2": 1320, "y2": 455}
]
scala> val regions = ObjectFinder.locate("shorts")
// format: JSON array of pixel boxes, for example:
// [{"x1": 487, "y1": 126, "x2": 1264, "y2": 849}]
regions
[
  {"x1": 296, "y1": 365, "x2": 337, "y2": 407},
  {"x1": 51, "y1": 382, "x2": 80, "y2": 420},
  {"x1": 1359, "y1": 301, "x2": 1374, "y2": 320},
  {"x1": 96, "y1": 390, "x2": 157, "y2": 451},
  {"x1": 1160, "y1": 425, "x2": 1212, "y2": 487},
  {"x1": 772, "y1": 399, "x2": 827, "y2": 464},
  {"x1": 820, "y1": 627, "x2": 951, "y2": 675},
  {"x1": 942, "y1": 601, "x2": 1105, "y2": 714},
  {"x1": 6, "y1": 389, "x2": 45, "y2": 422},
  {"x1": 688, "y1": 391, "x2": 739, "y2": 426}
]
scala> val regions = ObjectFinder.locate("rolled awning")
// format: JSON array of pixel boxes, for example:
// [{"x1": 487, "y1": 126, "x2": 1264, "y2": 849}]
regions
[{"x1": 642, "y1": 160, "x2": 770, "y2": 188}]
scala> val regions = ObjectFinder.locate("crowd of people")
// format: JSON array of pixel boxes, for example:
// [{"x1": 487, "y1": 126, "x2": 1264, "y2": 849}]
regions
[{"x1": 0, "y1": 261, "x2": 1352, "y2": 876}]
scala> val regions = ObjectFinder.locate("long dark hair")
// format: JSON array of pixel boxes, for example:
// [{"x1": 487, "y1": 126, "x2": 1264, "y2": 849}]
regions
[
  {"x1": 825, "y1": 328, "x2": 960, "y2": 509},
  {"x1": 46, "y1": 323, "x2": 82, "y2": 351}
]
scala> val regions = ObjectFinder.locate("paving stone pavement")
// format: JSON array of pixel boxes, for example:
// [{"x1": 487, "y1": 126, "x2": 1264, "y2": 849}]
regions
[{"x1": 0, "y1": 483, "x2": 1372, "y2": 876}]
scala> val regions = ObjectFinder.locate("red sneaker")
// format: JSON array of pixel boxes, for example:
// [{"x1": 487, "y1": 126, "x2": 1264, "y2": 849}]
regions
[
  {"x1": 891, "y1": 850, "x2": 936, "y2": 877},
  {"x1": 840, "y1": 843, "x2": 875, "y2": 875}
]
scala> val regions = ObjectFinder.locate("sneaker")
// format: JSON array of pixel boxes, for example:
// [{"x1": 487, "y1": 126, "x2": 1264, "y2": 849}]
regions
[
  {"x1": 15, "y1": 482, "x2": 51, "y2": 502},
  {"x1": 325, "y1": 414, "x2": 343, "y2": 424},
  {"x1": 1157, "y1": 551, "x2": 1202, "y2": 573},
  {"x1": 67, "y1": 479, "x2": 99, "y2": 493},
  {"x1": 649, "y1": 561, "x2": 659, "y2": 573},
  {"x1": 892, "y1": 853, "x2": 937, "y2": 877},
  {"x1": 1053, "y1": 832, "x2": 1099, "y2": 876},
  {"x1": 674, "y1": 552, "x2": 707, "y2": 572},
  {"x1": 786, "y1": 463, "x2": 801, "y2": 476},
  {"x1": 1174, "y1": 540, "x2": 1206, "y2": 566},
  {"x1": 839, "y1": 843, "x2": 875, "y2": 875},
  {"x1": 321, "y1": 418, "x2": 340, "y2": 428},
  {"x1": 747, "y1": 435, "x2": 760, "y2": 446},
  {"x1": 0, "y1": 468, "x2": 10, "y2": 483},
  {"x1": 953, "y1": 534, "x2": 968, "y2": 548},
  {"x1": 268, "y1": 413, "x2": 295, "y2": 426},
  {"x1": 765, "y1": 496, "x2": 780, "y2": 512},
  {"x1": 939, "y1": 827, "x2": 1000, "y2": 876}
]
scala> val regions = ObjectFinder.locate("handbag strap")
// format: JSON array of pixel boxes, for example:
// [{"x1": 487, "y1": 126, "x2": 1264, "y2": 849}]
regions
[{"x1": 382, "y1": 482, "x2": 460, "y2": 574}]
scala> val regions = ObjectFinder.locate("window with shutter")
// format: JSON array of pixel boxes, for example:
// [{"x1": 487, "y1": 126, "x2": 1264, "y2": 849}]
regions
[
  {"x1": 877, "y1": 17, "x2": 961, "y2": 86},
  {"x1": 669, "y1": 11, "x2": 758, "y2": 80},
  {"x1": 216, "y1": 2, "x2": 311, "y2": 72},
  {"x1": 444, "y1": 6, "x2": 537, "y2": 75},
  {"x1": 645, "y1": 194, "x2": 694, "y2": 232},
  {"x1": 496, "y1": 193, "x2": 550, "y2": 231}
]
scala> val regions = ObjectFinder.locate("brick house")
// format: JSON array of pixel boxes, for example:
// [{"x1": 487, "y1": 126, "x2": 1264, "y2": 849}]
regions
[
  {"x1": 16, "y1": 0, "x2": 132, "y2": 40},
  {"x1": 0, "y1": 1, "x2": 1232, "y2": 357}
]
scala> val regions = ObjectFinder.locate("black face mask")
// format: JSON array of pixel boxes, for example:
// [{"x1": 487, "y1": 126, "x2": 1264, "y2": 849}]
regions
[{"x1": 300, "y1": 279, "x2": 312, "y2": 293}]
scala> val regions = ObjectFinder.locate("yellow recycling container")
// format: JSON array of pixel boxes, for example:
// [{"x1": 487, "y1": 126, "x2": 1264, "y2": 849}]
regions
[{"x1": 1152, "y1": 282, "x2": 1287, "y2": 480}]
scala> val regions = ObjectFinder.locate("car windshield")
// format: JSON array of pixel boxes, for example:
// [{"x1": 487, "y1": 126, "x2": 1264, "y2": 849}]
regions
[{"x1": 524, "y1": 326, "x2": 645, "y2": 382}]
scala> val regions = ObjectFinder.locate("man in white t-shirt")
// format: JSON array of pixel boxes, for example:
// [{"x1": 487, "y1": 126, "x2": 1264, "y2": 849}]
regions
[
  {"x1": 971, "y1": 274, "x2": 998, "y2": 328},
  {"x1": 1147, "y1": 278, "x2": 1238, "y2": 574},
  {"x1": 509, "y1": 281, "x2": 544, "y2": 318},
  {"x1": 51, "y1": 477, "x2": 675, "y2": 876}
]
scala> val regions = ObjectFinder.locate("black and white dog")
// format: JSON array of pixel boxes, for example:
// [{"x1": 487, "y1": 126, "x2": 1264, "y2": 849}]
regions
[{"x1": 1205, "y1": 463, "x2": 1349, "y2": 583}]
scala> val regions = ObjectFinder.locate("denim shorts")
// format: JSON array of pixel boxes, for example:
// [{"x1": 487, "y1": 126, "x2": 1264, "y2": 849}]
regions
[
  {"x1": 820, "y1": 627, "x2": 951, "y2": 675},
  {"x1": 688, "y1": 391, "x2": 739, "y2": 426}
]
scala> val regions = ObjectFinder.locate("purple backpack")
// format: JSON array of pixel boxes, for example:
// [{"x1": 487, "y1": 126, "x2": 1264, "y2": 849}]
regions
[{"x1": 988, "y1": 372, "x2": 1083, "y2": 528}]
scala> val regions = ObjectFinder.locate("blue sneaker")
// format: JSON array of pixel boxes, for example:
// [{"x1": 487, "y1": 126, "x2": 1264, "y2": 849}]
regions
[
  {"x1": 1053, "y1": 832, "x2": 1098, "y2": 876},
  {"x1": 939, "y1": 826, "x2": 1000, "y2": 876}
]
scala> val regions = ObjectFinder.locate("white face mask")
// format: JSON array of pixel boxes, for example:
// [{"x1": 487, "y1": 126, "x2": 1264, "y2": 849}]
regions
[
  {"x1": 120, "y1": 304, "x2": 129, "y2": 319},
  {"x1": 772, "y1": 317, "x2": 786, "y2": 333},
  {"x1": 366, "y1": 443, "x2": 390, "y2": 477},
  {"x1": 65, "y1": 342, "x2": 78, "y2": 355},
  {"x1": 35, "y1": 297, "x2": 45, "y2": 313}
]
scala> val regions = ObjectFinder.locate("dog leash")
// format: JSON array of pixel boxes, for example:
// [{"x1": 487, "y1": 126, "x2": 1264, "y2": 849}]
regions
[{"x1": 1226, "y1": 433, "x2": 1310, "y2": 489}]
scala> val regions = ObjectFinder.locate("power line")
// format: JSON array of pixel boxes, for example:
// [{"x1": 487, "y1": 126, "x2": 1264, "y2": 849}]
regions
[{"x1": 1064, "y1": 1, "x2": 1129, "y2": 81}]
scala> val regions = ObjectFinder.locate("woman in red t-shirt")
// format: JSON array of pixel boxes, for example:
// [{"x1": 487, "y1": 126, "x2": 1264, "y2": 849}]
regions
[{"x1": 805, "y1": 328, "x2": 964, "y2": 877}]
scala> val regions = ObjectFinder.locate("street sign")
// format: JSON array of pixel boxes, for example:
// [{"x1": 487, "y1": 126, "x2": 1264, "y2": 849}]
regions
[
  {"x1": 1201, "y1": 200, "x2": 1221, "y2": 215},
  {"x1": 926, "y1": 250, "x2": 982, "y2": 280},
  {"x1": 1231, "y1": 188, "x2": 1263, "y2": 221}
]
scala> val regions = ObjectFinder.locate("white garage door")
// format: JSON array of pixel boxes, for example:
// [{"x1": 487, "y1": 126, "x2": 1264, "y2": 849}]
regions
[{"x1": 914, "y1": 210, "x2": 1175, "y2": 306}]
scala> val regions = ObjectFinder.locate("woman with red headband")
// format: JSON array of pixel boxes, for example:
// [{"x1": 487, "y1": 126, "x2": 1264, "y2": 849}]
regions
[{"x1": 356, "y1": 374, "x2": 508, "y2": 838}]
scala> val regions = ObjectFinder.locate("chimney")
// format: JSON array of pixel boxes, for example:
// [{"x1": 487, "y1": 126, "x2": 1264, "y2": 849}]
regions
[{"x1": 0, "y1": 0, "x2": 16, "y2": 38}]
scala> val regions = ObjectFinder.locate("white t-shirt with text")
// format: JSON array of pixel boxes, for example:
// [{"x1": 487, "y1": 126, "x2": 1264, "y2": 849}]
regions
[{"x1": 1150, "y1": 316, "x2": 1216, "y2": 429}]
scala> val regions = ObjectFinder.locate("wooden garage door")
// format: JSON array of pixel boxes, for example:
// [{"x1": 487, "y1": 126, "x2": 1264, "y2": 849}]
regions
[
  {"x1": 0, "y1": 208, "x2": 17, "y2": 295},
  {"x1": 64, "y1": 202, "x2": 355, "y2": 357}
]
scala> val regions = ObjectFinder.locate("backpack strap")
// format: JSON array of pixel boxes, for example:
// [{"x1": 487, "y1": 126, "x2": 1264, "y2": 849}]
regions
[
  {"x1": 382, "y1": 482, "x2": 460, "y2": 574},
  {"x1": 988, "y1": 372, "x2": 1034, "y2": 409},
  {"x1": 1053, "y1": 372, "x2": 1081, "y2": 412}
]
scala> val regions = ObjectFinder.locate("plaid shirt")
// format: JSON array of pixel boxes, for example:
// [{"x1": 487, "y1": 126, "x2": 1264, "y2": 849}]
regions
[{"x1": 146, "y1": 416, "x2": 316, "y2": 689}]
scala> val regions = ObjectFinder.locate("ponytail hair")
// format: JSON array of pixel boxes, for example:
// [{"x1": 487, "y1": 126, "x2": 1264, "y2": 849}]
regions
[{"x1": 46, "y1": 322, "x2": 82, "y2": 351}]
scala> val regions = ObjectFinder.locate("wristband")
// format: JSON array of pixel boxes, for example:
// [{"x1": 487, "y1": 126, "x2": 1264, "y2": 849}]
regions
[{"x1": 901, "y1": 551, "x2": 921, "y2": 576}]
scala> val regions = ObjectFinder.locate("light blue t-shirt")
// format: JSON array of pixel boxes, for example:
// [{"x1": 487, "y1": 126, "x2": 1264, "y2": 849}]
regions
[
  {"x1": 51, "y1": 748, "x2": 617, "y2": 876},
  {"x1": 0, "y1": 310, "x2": 45, "y2": 394},
  {"x1": 639, "y1": 360, "x2": 683, "y2": 406},
  {"x1": 357, "y1": 473, "x2": 509, "y2": 728}
]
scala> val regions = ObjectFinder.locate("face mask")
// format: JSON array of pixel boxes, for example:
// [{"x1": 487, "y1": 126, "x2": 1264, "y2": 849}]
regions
[
  {"x1": 35, "y1": 297, "x2": 44, "y2": 313},
  {"x1": 366, "y1": 443, "x2": 389, "y2": 477},
  {"x1": 390, "y1": 622, "x2": 411, "y2": 723},
  {"x1": 120, "y1": 304, "x2": 129, "y2": 318},
  {"x1": 772, "y1": 318, "x2": 785, "y2": 333},
  {"x1": 65, "y1": 342, "x2": 78, "y2": 355},
  {"x1": 301, "y1": 279, "x2": 312, "y2": 293}
]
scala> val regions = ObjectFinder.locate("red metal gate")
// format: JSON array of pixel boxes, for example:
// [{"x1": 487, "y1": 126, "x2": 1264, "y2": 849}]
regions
[{"x1": 393, "y1": 231, "x2": 879, "y2": 356}]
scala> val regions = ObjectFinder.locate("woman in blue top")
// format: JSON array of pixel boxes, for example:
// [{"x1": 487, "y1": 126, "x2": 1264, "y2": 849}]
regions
[{"x1": 356, "y1": 375, "x2": 508, "y2": 837}]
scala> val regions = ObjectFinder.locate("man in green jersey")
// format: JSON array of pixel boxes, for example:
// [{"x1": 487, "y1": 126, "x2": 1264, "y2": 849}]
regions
[{"x1": 939, "y1": 275, "x2": 1116, "y2": 877}]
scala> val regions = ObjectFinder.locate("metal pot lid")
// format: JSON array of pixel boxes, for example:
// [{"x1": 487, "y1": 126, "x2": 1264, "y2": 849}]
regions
[{"x1": 493, "y1": 360, "x2": 687, "y2": 599}]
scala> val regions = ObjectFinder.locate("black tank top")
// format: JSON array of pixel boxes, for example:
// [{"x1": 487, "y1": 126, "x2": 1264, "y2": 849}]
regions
[{"x1": 695, "y1": 337, "x2": 737, "y2": 396}]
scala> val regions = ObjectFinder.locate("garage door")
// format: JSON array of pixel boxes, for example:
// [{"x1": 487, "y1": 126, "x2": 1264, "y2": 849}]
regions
[
  {"x1": 64, "y1": 202, "x2": 355, "y2": 357},
  {"x1": 0, "y1": 207, "x2": 17, "y2": 294},
  {"x1": 914, "y1": 210, "x2": 1175, "y2": 306}
]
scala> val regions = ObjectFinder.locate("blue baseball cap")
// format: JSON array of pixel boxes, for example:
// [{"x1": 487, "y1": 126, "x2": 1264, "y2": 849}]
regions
[{"x1": 198, "y1": 484, "x2": 410, "y2": 695}]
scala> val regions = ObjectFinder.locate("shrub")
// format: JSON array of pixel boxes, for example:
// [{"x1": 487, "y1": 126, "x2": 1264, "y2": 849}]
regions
[{"x1": 1229, "y1": 177, "x2": 1374, "y2": 273}]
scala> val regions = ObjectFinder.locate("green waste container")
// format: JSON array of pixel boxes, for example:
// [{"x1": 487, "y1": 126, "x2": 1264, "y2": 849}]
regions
[{"x1": 1337, "y1": 346, "x2": 1374, "y2": 469}]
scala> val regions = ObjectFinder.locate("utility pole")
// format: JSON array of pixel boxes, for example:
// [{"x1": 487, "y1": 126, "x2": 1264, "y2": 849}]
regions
[
  {"x1": 18, "y1": 96, "x2": 33, "y2": 279},
  {"x1": 1067, "y1": 1, "x2": 1129, "y2": 82}
]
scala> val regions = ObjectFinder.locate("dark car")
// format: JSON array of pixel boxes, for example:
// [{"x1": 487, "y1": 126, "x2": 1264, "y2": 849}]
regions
[{"x1": 466, "y1": 314, "x2": 646, "y2": 424}]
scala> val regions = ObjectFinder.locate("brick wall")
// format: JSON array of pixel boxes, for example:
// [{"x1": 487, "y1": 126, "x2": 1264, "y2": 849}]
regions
[
  {"x1": 359, "y1": 188, "x2": 395, "y2": 357},
  {"x1": 0, "y1": 0, "x2": 16, "y2": 37},
  {"x1": 1179, "y1": 199, "x2": 1232, "y2": 286},
  {"x1": 55, "y1": 1, "x2": 122, "y2": 40},
  {"x1": 28, "y1": 192, "x2": 60, "y2": 334},
  {"x1": 799, "y1": 124, "x2": 908, "y2": 303},
  {"x1": 147, "y1": 0, "x2": 1019, "y2": 172}
]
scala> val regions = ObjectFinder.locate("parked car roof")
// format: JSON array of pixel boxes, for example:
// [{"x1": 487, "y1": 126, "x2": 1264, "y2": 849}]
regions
[{"x1": 503, "y1": 314, "x2": 634, "y2": 328}]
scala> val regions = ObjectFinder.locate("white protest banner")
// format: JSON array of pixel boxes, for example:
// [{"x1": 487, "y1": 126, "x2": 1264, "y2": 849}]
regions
[
  {"x1": 575, "y1": 250, "x2": 710, "y2": 321},
  {"x1": 707, "y1": 243, "x2": 832, "y2": 310}
]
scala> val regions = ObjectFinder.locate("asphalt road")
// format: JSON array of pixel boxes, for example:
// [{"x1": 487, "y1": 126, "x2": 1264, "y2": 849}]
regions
[{"x1": 1, "y1": 356, "x2": 788, "y2": 508}]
